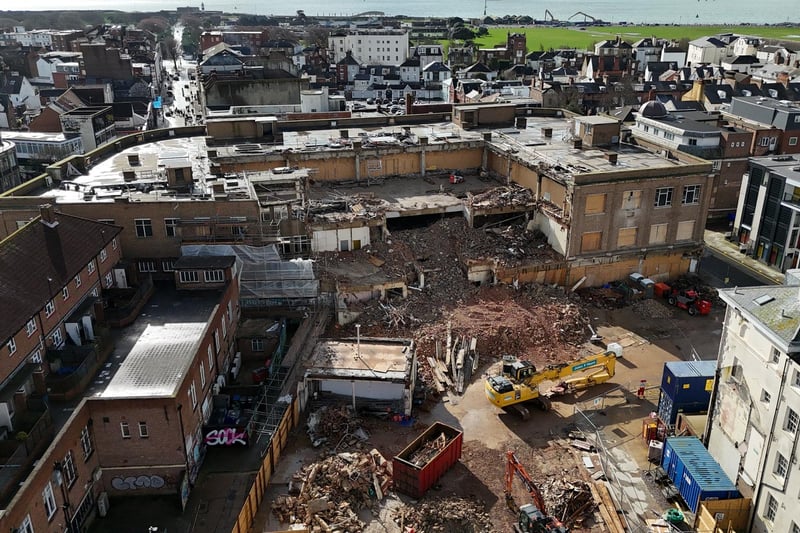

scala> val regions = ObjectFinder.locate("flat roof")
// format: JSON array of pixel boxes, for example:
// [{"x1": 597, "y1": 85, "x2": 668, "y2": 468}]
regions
[
  {"x1": 489, "y1": 115, "x2": 693, "y2": 179},
  {"x1": 718, "y1": 284, "x2": 800, "y2": 350},
  {"x1": 577, "y1": 115, "x2": 619, "y2": 125},
  {"x1": 100, "y1": 322, "x2": 207, "y2": 399},
  {"x1": 0, "y1": 131, "x2": 73, "y2": 142},
  {"x1": 306, "y1": 338, "x2": 413, "y2": 381},
  {"x1": 36, "y1": 136, "x2": 244, "y2": 204}
]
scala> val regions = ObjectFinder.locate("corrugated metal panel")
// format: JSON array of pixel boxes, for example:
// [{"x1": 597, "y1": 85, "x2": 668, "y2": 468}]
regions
[
  {"x1": 660, "y1": 361, "x2": 716, "y2": 404},
  {"x1": 662, "y1": 437, "x2": 739, "y2": 513},
  {"x1": 658, "y1": 392, "x2": 712, "y2": 425}
]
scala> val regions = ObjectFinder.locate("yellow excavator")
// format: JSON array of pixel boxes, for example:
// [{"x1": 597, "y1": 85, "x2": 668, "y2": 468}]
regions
[{"x1": 485, "y1": 343, "x2": 623, "y2": 420}]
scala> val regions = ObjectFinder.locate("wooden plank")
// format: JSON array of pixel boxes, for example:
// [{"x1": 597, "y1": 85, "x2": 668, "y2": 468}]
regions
[{"x1": 595, "y1": 481, "x2": 626, "y2": 533}]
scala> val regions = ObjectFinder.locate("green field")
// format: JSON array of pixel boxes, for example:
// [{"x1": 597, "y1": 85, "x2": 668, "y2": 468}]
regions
[{"x1": 467, "y1": 25, "x2": 800, "y2": 51}]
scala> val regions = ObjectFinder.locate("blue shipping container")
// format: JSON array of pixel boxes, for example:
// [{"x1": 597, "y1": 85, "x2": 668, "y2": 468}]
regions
[
  {"x1": 661, "y1": 437, "x2": 739, "y2": 513},
  {"x1": 657, "y1": 392, "x2": 711, "y2": 425},
  {"x1": 660, "y1": 361, "x2": 716, "y2": 404}
]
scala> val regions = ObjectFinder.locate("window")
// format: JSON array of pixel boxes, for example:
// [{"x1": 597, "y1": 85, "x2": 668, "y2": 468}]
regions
[
  {"x1": 51, "y1": 328, "x2": 63, "y2": 347},
  {"x1": 584, "y1": 193, "x2": 606, "y2": 215},
  {"x1": 189, "y1": 381, "x2": 198, "y2": 409},
  {"x1": 664, "y1": 132, "x2": 674, "y2": 141},
  {"x1": 120, "y1": 421, "x2": 131, "y2": 438},
  {"x1": 112, "y1": 237, "x2": 118, "y2": 250},
  {"x1": 649, "y1": 223, "x2": 669, "y2": 245},
  {"x1": 75, "y1": 274, "x2": 81, "y2": 288},
  {"x1": 99, "y1": 248, "x2": 107, "y2": 262},
  {"x1": 164, "y1": 218, "x2": 179, "y2": 237},
  {"x1": 26, "y1": 318, "x2": 36, "y2": 337},
  {"x1": 760, "y1": 136, "x2": 770, "y2": 147},
  {"x1": 580, "y1": 231, "x2": 602, "y2": 253},
  {"x1": 688, "y1": 138, "x2": 698, "y2": 146},
  {"x1": 795, "y1": 369, "x2": 800, "y2": 387},
  {"x1": 252, "y1": 338, "x2": 265, "y2": 352},
  {"x1": 45, "y1": 299, "x2": 55, "y2": 317},
  {"x1": 43, "y1": 482, "x2": 57, "y2": 520},
  {"x1": 105, "y1": 272, "x2": 113, "y2": 288},
  {"x1": 62, "y1": 450, "x2": 76, "y2": 486},
  {"x1": 200, "y1": 361, "x2": 206, "y2": 388},
  {"x1": 29, "y1": 350, "x2": 42, "y2": 364},
  {"x1": 138, "y1": 261, "x2": 156, "y2": 273},
  {"x1": 771, "y1": 347, "x2": 781, "y2": 363},
  {"x1": 622, "y1": 190, "x2": 642, "y2": 209},
  {"x1": 617, "y1": 227, "x2": 637, "y2": 248},
  {"x1": 7, "y1": 338, "x2": 16, "y2": 356},
  {"x1": 214, "y1": 329, "x2": 221, "y2": 353},
  {"x1": 138, "y1": 421, "x2": 149, "y2": 438},
  {"x1": 179, "y1": 271, "x2": 199, "y2": 283},
  {"x1": 227, "y1": 301, "x2": 233, "y2": 323},
  {"x1": 134, "y1": 218, "x2": 153, "y2": 238},
  {"x1": 654, "y1": 187, "x2": 673, "y2": 207},
  {"x1": 87, "y1": 260, "x2": 96, "y2": 274},
  {"x1": 792, "y1": 522, "x2": 800, "y2": 533},
  {"x1": 676, "y1": 220, "x2": 696, "y2": 241},
  {"x1": 208, "y1": 345, "x2": 214, "y2": 369},
  {"x1": 762, "y1": 389, "x2": 772, "y2": 403},
  {"x1": 62, "y1": 286, "x2": 69, "y2": 300},
  {"x1": 786, "y1": 408, "x2": 799, "y2": 434},
  {"x1": 204, "y1": 270, "x2": 224, "y2": 283},
  {"x1": 162, "y1": 260, "x2": 176, "y2": 272},
  {"x1": 775, "y1": 453, "x2": 789, "y2": 478},
  {"x1": 80, "y1": 425, "x2": 93, "y2": 459},
  {"x1": 19, "y1": 515, "x2": 33, "y2": 533},
  {"x1": 790, "y1": 137, "x2": 798, "y2": 146},
  {"x1": 682, "y1": 185, "x2": 701, "y2": 205}
]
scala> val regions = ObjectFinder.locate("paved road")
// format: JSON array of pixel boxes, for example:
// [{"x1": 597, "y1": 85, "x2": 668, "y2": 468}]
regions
[{"x1": 698, "y1": 248, "x2": 768, "y2": 288}]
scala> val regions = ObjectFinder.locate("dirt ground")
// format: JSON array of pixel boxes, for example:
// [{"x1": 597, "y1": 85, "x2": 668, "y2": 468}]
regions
[{"x1": 256, "y1": 296, "x2": 725, "y2": 533}]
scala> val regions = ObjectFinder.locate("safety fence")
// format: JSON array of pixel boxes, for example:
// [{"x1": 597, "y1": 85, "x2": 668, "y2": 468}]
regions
[
  {"x1": 572, "y1": 384, "x2": 650, "y2": 533},
  {"x1": 229, "y1": 396, "x2": 300, "y2": 533}
]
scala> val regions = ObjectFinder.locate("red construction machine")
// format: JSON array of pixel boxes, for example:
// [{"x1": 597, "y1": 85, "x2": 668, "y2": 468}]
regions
[{"x1": 505, "y1": 450, "x2": 568, "y2": 533}]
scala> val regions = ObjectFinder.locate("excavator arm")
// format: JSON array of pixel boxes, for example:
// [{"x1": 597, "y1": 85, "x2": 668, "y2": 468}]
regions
[{"x1": 505, "y1": 450, "x2": 547, "y2": 512}]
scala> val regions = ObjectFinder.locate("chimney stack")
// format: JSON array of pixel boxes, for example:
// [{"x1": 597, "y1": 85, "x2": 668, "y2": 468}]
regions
[{"x1": 39, "y1": 204, "x2": 58, "y2": 227}]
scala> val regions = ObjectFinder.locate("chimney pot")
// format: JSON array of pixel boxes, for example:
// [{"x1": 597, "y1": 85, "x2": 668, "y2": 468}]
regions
[{"x1": 39, "y1": 204, "x2": 57, "y2": 227}]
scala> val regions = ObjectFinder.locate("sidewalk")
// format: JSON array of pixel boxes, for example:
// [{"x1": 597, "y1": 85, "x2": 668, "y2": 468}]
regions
[{"x1": 703, "y1": 229, "x2": 784, "y2": 285}]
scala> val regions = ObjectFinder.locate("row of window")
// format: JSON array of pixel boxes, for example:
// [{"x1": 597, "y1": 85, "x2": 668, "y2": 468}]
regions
[
  {"x1": 38, "y1": 425, "x2": 93, "y2": 526},
  {"x1": 580, "y1": 220, "x2": 696, "y2": 252},
  {"x1": 120, "y1": 420, "x2": 149, "y2": 439},
  {"x1": 7, "y1": 249, "x2": 113, "y2": 357},
  {"x1": 135, "y1": 218, "x2": 246, "y2": 239},
  {"x1": 584, "y1": 186, "x2": 701, "y2": 216},
  {"x1": 178, "y1": 270, "x2": 225, "y2": 283}
]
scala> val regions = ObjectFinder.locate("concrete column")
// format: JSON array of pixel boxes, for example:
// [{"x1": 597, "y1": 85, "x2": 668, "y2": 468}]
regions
[
  {"x1": 419, "y1": 137, "x2": 428, "y2": 177},
  {"x1": 353, "y1": 140, "x2": 362, "y2": 182}
]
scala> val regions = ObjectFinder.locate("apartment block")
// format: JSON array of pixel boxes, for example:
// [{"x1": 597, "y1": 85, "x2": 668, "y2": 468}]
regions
[
  {"x1": 328, "y1": 30, "x2": 410, "y2": 66},
  {"x1": 706, "y1": 283, "x2": 800, "y2": 533}
]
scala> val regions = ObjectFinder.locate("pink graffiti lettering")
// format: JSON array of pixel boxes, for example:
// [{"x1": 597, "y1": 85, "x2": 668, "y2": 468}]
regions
[{"x1": 205, "y1": 428, "x2": 247, "y2": 446}]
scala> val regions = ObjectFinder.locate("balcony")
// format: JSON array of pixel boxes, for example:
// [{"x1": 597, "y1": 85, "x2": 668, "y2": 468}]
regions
[
  {"x1": 45, "y1": 326, "x2": 114, "y2": 401},
  {"x1": 0, "y1": 404, "x2": 53, "y2": 506}
]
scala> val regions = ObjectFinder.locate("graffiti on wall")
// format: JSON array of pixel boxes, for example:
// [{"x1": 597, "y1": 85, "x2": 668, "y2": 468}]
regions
[
  {"x1": 111, "y1": 475, "x2": 166, "y2": 491},
  {"x1": 204, "y1": 427, "x2": 248, "y2": 446}
]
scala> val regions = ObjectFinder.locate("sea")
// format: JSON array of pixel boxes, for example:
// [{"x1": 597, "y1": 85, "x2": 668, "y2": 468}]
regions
[{"x1": 22, "y1": 0, "x2": 800, "y2": 25}]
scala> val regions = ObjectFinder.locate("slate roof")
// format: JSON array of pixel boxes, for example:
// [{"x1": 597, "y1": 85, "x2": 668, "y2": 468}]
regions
[
  {"x1": 423, "y1": 61, "x2": 450, "y2": 72},
  {"x1": 464, "y1": 62, "x2": 492, "y2": 73},
  {"x1": 0, "y1": 211, "x2": 122, "y2": 343},
  {"x1": 338, "y1": 53, "x2": 360, "y2": 66}
]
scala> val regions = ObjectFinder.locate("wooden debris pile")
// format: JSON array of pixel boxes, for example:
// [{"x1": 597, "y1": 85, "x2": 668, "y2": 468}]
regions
[
  {"x1": 392, "y1": 496, "x2": 493, "y2": 533},
  {"x1": 407, "y1": 431, "x2": 449, "y2": 467},
  {"x1": 271, "y1": 449, "x2": 393, "y2": 533},
  {"x1": 307, "y1": 405, "x2": 368, "y2": 449},
  {"x1": 424, "y1": 323, "x2": 479, "y2": 395},
  {"x1": 379, "y1": 301, "x2": 420, "y2": 329},
  {"x1": 541, "y1": 478, "x2": 596, "y2": 527}
]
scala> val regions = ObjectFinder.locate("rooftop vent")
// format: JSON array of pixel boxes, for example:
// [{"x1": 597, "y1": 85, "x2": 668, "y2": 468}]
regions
[
  {"x1": 127, "y1": 154, "x2": 140, "y2": 166},
  {"x1": 753, "y1": 294, "x2": 775, "y2": 306}
]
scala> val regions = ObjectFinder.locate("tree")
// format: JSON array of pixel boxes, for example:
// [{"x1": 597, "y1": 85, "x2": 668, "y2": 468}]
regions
[
  {"x1": 138, "y1": 17, "x2": 170, "y2": 35},
  {"x1": 305, "y1": 26, "x2": 331, "y2": 49},
  {"x1": 450, "y1": 26, "x2": 475, "y2": 41}
]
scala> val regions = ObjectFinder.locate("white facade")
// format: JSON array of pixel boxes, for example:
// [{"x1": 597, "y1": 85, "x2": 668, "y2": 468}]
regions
[
  {"x1": 706, "y1": 285, "x2": 800, "y2": 533},
  {"x1": 732, "y1": 37, "x2": 761, "y2": 57},
  {"x1": 2, "y1": 131, "x2": 83, "y2": 162},
  {"x1": 311, "y1": 226, "x2": 370, "y2": 252},
  {"x1": 329, "y1": 30, "x2": 409, "y2": 66},
  {"x1": 0, "y1": 28, "x2": 52, "y2": 48},
  {"x1": 688, "y1": 39, "x2": 725, "y2": 66},
  {"x1": 660, "y1": 47, "x2": 687, "y2": 69},
  {"x1": 633, "y1": 117, "x2": 720, "y2": 151}
]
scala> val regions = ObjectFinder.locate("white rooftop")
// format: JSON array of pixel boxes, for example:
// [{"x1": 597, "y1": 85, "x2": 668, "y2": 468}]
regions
[{"x1": 100, "y1": 323, "x2": 205, "y2": 399}]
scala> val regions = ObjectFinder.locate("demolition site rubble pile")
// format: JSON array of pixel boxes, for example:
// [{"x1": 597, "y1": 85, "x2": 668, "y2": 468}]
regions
[
  {"x1": 630, "y1": 299, "x2": 674, "y2": 320},
  {"x1": 271, "y1": 449, "x2": 393, "y2": 533},
  {"x1": 307, "y1": 405, "x2": 370, "y2": 449},
  {"x1": 392, "y1": 496, "x2": 494, "y2": 533},
  {"x1": 540, "y1": 478, "x2": 596, "y2": 527}
]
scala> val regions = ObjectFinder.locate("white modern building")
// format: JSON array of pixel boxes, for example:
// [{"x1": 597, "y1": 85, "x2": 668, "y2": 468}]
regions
[
  {"x1": 2, "y1": 131, "x2": 83, "y2": 163},
  {"x1": 705, "y1": 282, "x2": 800, "y2": 533},
  {"x1": 328, "y1": 30, "x2": 410, "y2": 66}
]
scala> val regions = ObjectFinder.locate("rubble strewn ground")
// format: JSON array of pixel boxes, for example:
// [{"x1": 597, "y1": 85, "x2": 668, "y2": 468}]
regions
[{"x1": 392, "y1": 497, "x2": 494, "y2": 533}]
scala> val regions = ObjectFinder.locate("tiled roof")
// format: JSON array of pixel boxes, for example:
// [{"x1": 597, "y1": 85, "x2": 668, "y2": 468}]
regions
[{"x1": 0, "y1": 210, "x2": 122, "y2": 343}]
